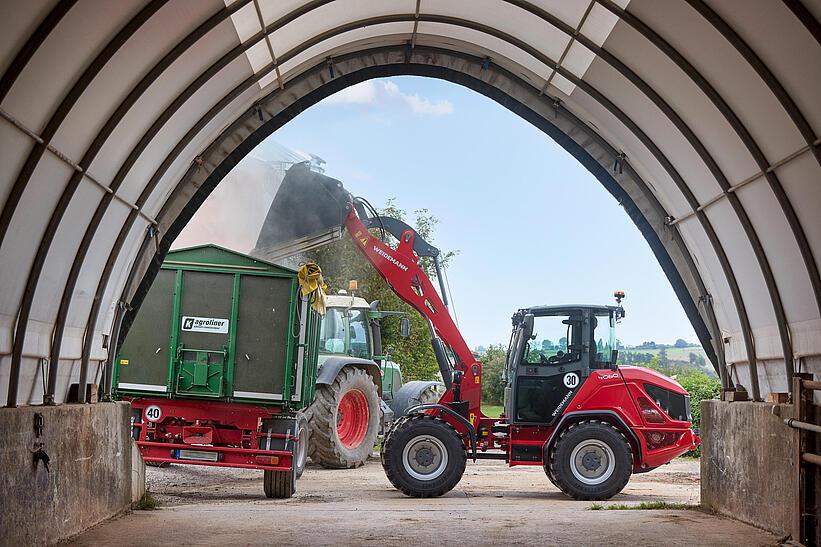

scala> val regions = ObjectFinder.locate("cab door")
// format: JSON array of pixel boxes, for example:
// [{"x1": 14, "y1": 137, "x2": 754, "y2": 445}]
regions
[{"x1": 510, "y1": 310, "x2": 591, "y2": 426}]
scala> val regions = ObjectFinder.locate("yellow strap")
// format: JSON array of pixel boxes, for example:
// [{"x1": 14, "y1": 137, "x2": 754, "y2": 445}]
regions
[{"x1": 297, "y1": 262, "x2": 327, "y2": 315}]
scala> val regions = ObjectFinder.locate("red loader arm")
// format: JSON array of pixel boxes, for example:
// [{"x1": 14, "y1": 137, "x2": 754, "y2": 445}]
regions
[{"x1": 344, "y1": 206, "x2": 484, "y2": 424}]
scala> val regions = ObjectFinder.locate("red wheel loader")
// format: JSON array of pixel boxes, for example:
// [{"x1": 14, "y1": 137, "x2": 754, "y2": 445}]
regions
[{"x1": 260, "y1": 163, "x2": 700, "y2": 500}]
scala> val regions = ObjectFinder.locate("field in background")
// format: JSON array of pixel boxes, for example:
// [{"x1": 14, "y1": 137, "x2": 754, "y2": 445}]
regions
[{"x1": 624, "y1": 346, "x2": 708, "y2": 362}]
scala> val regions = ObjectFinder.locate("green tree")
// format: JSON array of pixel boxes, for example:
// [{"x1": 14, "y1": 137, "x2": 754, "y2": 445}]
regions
[
  {"x1": 305, "y1": 200, "x2": 457, "y2": 381},
  {"x1": 658, "y1": 347, "x2": 669, "y2": 368},
  {"x1": 479, "y1": 344, "x2": 507, "y2": 405}
]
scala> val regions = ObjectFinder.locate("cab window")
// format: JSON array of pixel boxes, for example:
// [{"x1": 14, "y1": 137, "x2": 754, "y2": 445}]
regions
[
  {"x1": 348, "y1": 310, "x2": 370, "y2": 359},
  {"x1": 593, "y1": 313, "x2": 615, "y2": 365},
  {"x1": 525, "y1": 313, "x2": 582, "y2": 365},
  {"x1": 319, "y1": 309, "x2": 346, "y2": 354}
]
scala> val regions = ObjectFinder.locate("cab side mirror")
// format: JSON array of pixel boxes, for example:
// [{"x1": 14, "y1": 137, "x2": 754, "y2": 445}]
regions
[
  {"x1": 523, "y1": 313, "x2": 534, "y2": 339},
  {"x1": 399, "y1": 317, "x2": 411, "y2": 338}
]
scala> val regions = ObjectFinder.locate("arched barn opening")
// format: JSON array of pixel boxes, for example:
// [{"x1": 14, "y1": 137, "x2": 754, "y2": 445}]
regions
[{"x1": 0, "y1": 1, "x2": 818, "y2": 544}]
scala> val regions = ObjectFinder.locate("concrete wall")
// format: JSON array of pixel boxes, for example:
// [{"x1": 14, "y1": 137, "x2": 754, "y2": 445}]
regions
[
  {"x1": 701, "y1": 400, "x2": 821, "y2": 539},
  {"x1": 0, "y1": 402, "x2": 136, "y2": 546}
]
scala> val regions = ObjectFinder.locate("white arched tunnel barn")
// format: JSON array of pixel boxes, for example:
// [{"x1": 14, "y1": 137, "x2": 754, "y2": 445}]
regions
[{"x1": 0, "y1": 0, "x2": 819, "y2": 406}]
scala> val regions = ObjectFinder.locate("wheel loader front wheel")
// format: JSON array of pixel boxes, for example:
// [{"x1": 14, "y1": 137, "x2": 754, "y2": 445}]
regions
[
  {"x1": 381, "y1": 414, "x2": 466, "y2": 497},
  {"x1": 548, "y1": 420, "x2": 632, "y2": 500},
  {"x1": 307, "y1": 367, "x2": 380, "y2": 468}
]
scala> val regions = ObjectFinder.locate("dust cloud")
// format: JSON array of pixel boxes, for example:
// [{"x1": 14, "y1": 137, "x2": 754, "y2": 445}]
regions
[{"x1": 172, "y1": 147, "x2": 306, "y2": 253}]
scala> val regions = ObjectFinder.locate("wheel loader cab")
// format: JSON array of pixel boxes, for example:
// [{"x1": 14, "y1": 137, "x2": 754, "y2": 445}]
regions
[{"x1": 506, "y1": 305, "x2": 620, "y2": 426}]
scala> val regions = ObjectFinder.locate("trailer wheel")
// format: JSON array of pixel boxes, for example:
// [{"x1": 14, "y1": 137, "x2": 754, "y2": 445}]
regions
[
  {"x1": 381, "y1": 414, "x2": 466, "y2": 497},
  {"x1": 294, "y1": 412, "x2": 309, "y2": 479},
  {"x1": 548, "y1": 420, "x2": 632, "y2": 500},
  {"x1": 307, "y1": 367, "x2": 380, "y2": 468},
  {"x1": 263, "y1": 467, "x2": 295, "y2": 499}
]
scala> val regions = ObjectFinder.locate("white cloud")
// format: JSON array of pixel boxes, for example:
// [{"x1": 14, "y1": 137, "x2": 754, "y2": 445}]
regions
[
  {"x1": 402, "y1": 93, "x2": 454, "y2": 115},
  {"x1": 322, "y1": 80, "x2": 377, "y2": 104},
  {"x1": 320, "y1": 79, "x2": 453, "y2": 116}
]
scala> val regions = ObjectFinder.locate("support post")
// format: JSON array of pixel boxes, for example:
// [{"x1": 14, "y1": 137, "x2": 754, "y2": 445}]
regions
[{"x1": 792, "y1": 373, "x2": 812, "y2": 544}]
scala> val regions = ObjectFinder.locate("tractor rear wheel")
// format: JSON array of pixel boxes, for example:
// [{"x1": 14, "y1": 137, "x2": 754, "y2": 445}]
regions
[
  {"x1": 307, "y1": 367, "x2": 380, "y2": 468},
  {"x1": 381, "y1": 414, "x2": 466, "y2": 497},
  {"x1": 548, "y1": 420, "x2": 632, "y2": 500}
]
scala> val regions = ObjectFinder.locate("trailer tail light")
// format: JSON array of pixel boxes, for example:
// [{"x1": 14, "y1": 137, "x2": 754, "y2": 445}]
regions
[
  {"x1": 637, "y1": 397, "x2": 666, "y2": 424},
  {"x1": 175, "y1": 449, "x2": 219, "y2": 462},
  {"x1": 642, "y1": 431, "x2": 681, "y2": 450},
  {"x1": 255, "y1": 455, "x2": 280, "y2": 466}
]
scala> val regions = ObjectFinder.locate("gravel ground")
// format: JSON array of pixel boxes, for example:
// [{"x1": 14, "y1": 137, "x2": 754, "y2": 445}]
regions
[{"x1": 69, "y1": 457, "x2": 777, "y2": 546}]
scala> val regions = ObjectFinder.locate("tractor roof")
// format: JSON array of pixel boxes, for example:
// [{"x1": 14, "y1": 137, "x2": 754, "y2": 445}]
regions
[{"x1": 325, "y1": 294, "x2": 370, "y2": 310}]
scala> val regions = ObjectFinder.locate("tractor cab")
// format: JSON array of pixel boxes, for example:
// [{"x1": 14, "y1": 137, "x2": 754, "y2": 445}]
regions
[
  {"x1": 319, "y1": 293, "x2": 404, "y2": 399},
  {"x1": 505, "y1": 302, "x2": 624, "y2": 426}
]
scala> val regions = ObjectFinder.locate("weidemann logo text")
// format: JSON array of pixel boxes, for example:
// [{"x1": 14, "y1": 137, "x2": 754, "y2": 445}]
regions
[{"x1": 373, "y1": 246, "x2": 408, "y2": 271}]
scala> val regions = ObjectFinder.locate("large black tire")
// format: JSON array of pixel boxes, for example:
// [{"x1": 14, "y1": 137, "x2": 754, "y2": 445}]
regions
[
  {"x1": 263, "y1": 468, "x2": 295, "y2": 498},
  {"x1": 417, "y1": 384, "x2": 444, "y2": 404},
  {"x1": 381, "y1": 414, "x2": 466, "y2": 497},
  {"x1": 390, "y1": 381, "x2": 445, "y2": 418},
  {"x1": 306, "y1": 367, "x2": 380, "y2": 468},
  {"x1": 548, "y1": 420, "x2": 632, "y2": 500}
]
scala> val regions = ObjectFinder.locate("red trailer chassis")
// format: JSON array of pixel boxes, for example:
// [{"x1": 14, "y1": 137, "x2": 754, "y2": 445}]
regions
[{"x1": 128, "y1": 397, "x2": 295, "y2": 472}]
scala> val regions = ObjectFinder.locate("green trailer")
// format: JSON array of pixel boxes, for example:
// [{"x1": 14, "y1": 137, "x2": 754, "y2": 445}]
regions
[{"x1": 113, "y1": 244, "x2": 321, "y2": 498}]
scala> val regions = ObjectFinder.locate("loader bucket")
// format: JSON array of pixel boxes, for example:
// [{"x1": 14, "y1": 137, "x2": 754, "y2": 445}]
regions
[{"x1": 253, "y1": 163, "x2": 351, "y2": 261}]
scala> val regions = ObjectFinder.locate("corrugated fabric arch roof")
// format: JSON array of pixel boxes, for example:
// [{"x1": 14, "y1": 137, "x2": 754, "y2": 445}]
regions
[{"x1": 0, "y1": 0, "x2": 819, "y2": 406}]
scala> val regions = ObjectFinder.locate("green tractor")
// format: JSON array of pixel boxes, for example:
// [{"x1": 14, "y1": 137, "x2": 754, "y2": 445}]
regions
[{"x1": 303, "y1": 291, "x2": 444, "y2": 469}]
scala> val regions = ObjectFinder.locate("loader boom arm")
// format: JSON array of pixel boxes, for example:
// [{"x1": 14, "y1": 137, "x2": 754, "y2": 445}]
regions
[{"x1": 344, "y1": 207, "x2": 483, "y2": 421}]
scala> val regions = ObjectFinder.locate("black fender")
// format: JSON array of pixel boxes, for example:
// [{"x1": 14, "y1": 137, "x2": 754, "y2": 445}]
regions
[
  {"x1": 542, "y1": 410, "x2": 643, "y2": 467},
  {"x1": 316, "y1": 357, "x2": 382, "y2": 397},
  {"x1": 390, "y1": 380, "x2": 444, "y2": 417}
]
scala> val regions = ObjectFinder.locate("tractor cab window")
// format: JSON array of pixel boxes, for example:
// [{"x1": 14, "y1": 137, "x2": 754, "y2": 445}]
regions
[
  {"x1": 525, "y1": 313, "x2": 582, "y2": 365},
  {"x1": 348, "y1": 310, "x2": 370, "y2": 359},
  {"x1": 319, "y1": 309, "x2": 347, "y2": 354},
  {"x1": 592, "y1": 313, "x2": 616, "y2": 365}
]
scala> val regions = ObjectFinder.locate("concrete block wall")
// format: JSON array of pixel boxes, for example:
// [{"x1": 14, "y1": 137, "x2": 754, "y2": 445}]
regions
[
  {"x1": 0, "y1": 402, "x2": 137, "y2": 546},
  {"x1": 701, "y1": 401, "x2": 794, "y2": 534},
  {"x1": 701, "y1": 400, "x2": 820, "y2": 539}
]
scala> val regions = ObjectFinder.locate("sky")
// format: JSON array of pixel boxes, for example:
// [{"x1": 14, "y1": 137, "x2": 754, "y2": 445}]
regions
[{"x1": 251, "y1": 76, "x2": 698, "y2": 348}]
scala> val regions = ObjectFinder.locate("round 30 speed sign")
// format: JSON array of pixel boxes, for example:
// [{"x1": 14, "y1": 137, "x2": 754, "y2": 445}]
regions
[{"x1": 563, "y1": 372, "x2": 580, "y2": 389}]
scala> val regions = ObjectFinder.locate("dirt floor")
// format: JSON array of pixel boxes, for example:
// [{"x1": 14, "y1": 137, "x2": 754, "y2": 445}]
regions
[{"x1": 69, "y1": 457, "x2": 777, "y2": 546}]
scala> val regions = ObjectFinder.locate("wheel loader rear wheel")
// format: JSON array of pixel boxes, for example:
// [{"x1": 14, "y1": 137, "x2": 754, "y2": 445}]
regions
[
  {"x1": 306, "y1": 367, "x2": 380, "y2": 468},
  {"x1": 381, "y1": 414, "x2": 466, "y2": 497},
  {"x1": 548, "y1": 420, "x2": 632, "y2": 500}
]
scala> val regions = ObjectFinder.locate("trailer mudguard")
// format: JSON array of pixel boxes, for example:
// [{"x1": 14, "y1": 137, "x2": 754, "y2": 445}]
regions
[{"x1": 316, "y1": 357, "x2": 382, "y2": 396}]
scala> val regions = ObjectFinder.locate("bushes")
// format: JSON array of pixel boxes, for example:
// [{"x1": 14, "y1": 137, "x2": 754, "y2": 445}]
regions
[{"x1": 675, "y1": 370, "x2": 720, "y2": 457}]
